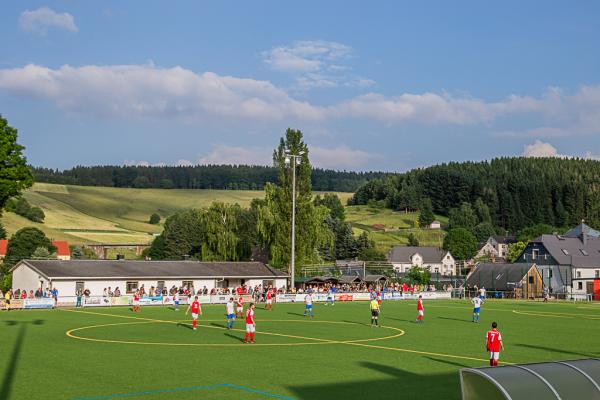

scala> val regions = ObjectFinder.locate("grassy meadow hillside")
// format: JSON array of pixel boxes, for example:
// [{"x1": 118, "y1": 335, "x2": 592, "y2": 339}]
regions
[
  {"x1": 1, "y1": 183, "x2": 353, "y2": 245},
  {"x1": 1, "y1": 183, "x2": 443, "y2": 252},
  {"x1": 346, "y1": 205, "x2": 448, "y2": 252}
]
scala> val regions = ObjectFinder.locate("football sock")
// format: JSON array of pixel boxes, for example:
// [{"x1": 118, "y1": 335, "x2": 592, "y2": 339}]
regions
[
  {"x1": 250, "y1": 332, "x2": 255, "y2": 341},
  {"x1": 193, "y1": 320, "x2": 197, "y2": 329},
  {"x1": 244, "y1": 333, "x2": 249, "y2": 342}
]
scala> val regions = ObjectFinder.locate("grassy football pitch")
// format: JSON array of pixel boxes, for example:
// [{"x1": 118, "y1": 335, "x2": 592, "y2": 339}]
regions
[{"x1": 1, "y1": 299, "x2": 599, "y2": 399}]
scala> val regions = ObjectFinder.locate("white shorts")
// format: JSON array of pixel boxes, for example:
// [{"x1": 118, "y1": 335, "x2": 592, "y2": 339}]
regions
[
  {"x1": 246, "y1": 323, "x2": 255, "y2": 333},
  {"x1": 418, "y1": 310, "x2": 424, "y2": 316},
  {"x1": 266, "y1": 299, "x2": 272, "y2": 304},
  {"x1": 237, "y1": 307, "x2": 243, "y2": 313},
  {"x1": 490, "y1": 352, "x2": 500, "y2": 360},
  {"x1": 191, "y1": 313, "x2": 198, "y2": 320},
  {"x1": 133, "y1": 300, "x2": 139, "y2": 306}
]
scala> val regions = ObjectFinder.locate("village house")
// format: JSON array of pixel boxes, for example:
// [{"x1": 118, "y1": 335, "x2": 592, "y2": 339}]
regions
[
  {"x1": 387, "y1": 246, "x2": 456, "y2": 276},
  {"x1": 517, "y1": 223, "x2": 600, "y2": 298}
]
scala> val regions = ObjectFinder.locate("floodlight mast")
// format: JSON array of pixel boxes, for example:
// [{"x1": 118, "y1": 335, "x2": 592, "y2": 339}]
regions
[{"x1": 284, "y1": 148, "x2": 303, "y2": 289}]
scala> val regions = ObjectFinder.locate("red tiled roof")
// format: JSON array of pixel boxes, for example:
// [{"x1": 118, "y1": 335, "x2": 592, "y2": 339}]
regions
[
  {"x1": 52, "y1": 240, "x2": 70, "y2": 256},
  {"x1": 0, "y1": 239, "x2": 7, "y2": 256}
]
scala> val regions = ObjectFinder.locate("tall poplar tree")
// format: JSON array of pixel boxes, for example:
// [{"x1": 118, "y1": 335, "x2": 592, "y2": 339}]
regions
[{"x1": 257, "y1": 128, "x2": 332, "y2": 268}]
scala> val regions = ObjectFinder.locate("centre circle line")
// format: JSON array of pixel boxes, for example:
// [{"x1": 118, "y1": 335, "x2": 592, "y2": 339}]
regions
[{"x1": 65, "y1": 315, "x2": 405, "y2": 347}]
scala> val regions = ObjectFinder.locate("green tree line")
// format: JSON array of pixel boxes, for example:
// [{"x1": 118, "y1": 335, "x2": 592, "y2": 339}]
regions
[
  {"x1": 31, "y1": 165, "x2": 390, "y2": 192},
  {"x1": 350, "y1": 157, "x2": 600, "y2": 231}
]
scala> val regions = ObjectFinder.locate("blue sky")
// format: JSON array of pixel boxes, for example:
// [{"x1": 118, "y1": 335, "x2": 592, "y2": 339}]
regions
[{"x1": 1, "y1": 1, "x2": 599, "y2": 171}]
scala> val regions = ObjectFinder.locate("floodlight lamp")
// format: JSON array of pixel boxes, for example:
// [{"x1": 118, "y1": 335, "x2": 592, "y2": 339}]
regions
[
  {"x1": 296, "y1": 158, "x2": 302, "y2": 165},
  {"x1": 299, "y1": 151, "x2": 305, "y2": 155},
  {"x1": 285, "y1": 157, "x2": 291, "y2": 165}
]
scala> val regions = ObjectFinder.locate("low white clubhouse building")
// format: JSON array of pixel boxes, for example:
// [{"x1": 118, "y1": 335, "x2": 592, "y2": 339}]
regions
[
  {"x1": 11, "y1": 259, "x2": 288, "y2": 295},
  {"x1": 387, "y1": 246, "x2": 456, "y2": 276}
]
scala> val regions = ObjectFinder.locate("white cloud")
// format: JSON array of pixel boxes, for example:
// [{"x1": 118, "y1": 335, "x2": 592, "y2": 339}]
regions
[
  {"x1": 0, "y1": 63, "x2": 599, "y2": 137},
  {"x1": 310, "y1": 146, "x2": 375, "y2": 169},
  {"x1": 584, "y1": 152, "x2": 600, "y2": 160},
  {"x1": 196, "y1": 144, "x2": 375, "y2": 169},
  {"x1": 123, "y1": 160, "x2": 166, "y2": 167},
  {"x1": 263, "y1": 40, "x2": 373, "y2": 89},
  {"x1": 19, "y1": 7, "x2": 78, "y2": 35},
  {"x1": 0, "y1": 64, "x2": 324, "y2": 123},
  {"x1": 523, "y1": 141, "x2": 567, "y2": 158},
  {"x1": 176, "y1": 159, "x2": 194, "y2": 166},
  {"x1": 199, "y1": 145, "x2": 272, "y2": 166}
]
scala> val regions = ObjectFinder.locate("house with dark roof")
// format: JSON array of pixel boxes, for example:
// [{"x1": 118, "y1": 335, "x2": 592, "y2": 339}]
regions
[
  {"x1": 467, "y1": 263, "x2": 543, "y2": 299},
  {"x1": 517, "y1": 225, "x2": 600, "y2": 296},
  {"x1": 387, "y1": 246, "x2": 455, "y2": 276},
  {"x1": 11, "y1": 259, "x2": 288, "y2": 295}
]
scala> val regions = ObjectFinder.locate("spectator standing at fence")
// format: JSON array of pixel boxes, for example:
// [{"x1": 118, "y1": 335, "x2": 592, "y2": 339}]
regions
[
  {"x1": 479, "y1": 286, "x2": 486, "y2": 300},
  {"x1": 416, "y1": 295, "x2": 424, "y2": 323},
  {"x1": 21, "y1": 290, "x2": 27, "y2": 299},
  {"x1": 51, "y1": 287, "x2": 58, "y2": 305},
  {"x1": 486, "y1": 322, "x2": 504, "y2": 367},
  {"x1": 76, "y1": 289, "x2": 82, "y2": 308}
]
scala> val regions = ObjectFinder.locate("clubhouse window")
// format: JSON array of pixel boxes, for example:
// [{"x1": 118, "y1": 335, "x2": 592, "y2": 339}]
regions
[{"x1": 126, "y1": 281, "x2": 138, "y2": 294}]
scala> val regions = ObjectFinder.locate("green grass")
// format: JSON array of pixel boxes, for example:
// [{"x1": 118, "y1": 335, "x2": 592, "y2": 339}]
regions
[
  {"x1": 1, "y1": 183, "x2": 353, "y2": 245},
  {"x1": 346, "y1": 206, "x2": 448, "y2": 251},
  {"x1": 1, "y1": 299, "x2": 599, "y2": 399}
]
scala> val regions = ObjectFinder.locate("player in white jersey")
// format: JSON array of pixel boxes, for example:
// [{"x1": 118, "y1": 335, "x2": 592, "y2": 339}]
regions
[
  {"x1": 226, "y1": 297, "x2": 236, "y2": 329},
  {"x1": 173, "y1": 291, "x2": 180, "y2": 311},
  {"x1": 325, "y1": 288, "x2": 334, "y2": 306},
  {"x1": 303, "y1": 293, "x2": 313, "y2": 317},
  {"x1": 472, "y1": 296, "x2": 484, "y2": 323}
]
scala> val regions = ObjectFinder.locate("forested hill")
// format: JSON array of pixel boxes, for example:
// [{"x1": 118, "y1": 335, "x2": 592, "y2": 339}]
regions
[
  {"x1": 349, "y1": 157, "x2": 600, "y2": 231},
  {"x1": 31, "y1": 165, "x2": 390, "y2": 192}
]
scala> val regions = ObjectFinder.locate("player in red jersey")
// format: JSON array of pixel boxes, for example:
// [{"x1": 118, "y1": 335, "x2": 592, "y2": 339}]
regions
[
  {"x1": 244, "y1": 303, "x2": 256, "y2": 344},
  {"x1": 236, "y1": 296, "x2": 244, "y2": 318},
  {"x1": 486, "y1": 321, "x2": 504, "y2": 366},
  {"x1": 185, "y1": 296, "x2": 203, "y2": 331},
  {"x1": 416, "y1": 295, "x2": 424, "y2": 323},
  {"x1": 132, "y1": 290, "x2": 140, "y2": 313},
  {"x1": 376, "y1": 289, "x2": 382, "y2": 305},
  {"x1": 265, "y1": 289, "x2": 273, "y2": 310}
]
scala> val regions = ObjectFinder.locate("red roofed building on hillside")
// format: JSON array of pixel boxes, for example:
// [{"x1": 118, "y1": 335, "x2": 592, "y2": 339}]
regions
[
  {"x1": 0, "y1": 239, "x2": 7, "y2": 259},
  {"x1": 52, "y1": 240, "x2": 71, "y2": 260}
]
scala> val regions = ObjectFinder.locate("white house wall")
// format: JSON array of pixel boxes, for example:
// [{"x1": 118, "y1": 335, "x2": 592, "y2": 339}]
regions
[
  {"x1": 12, "y1": 264, "x2": 49, "y2": 292},
  {"x1": 13, "y1": 271, "x2": 288, "y2": 296}
]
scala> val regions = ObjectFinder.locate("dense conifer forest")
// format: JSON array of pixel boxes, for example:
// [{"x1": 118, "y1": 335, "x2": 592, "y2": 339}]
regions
[
  {"x1": 349, "y1": 157, "x2": 600, "y2": 231},
  {"x1": 31, "y1": 165, "x2": 389, "y2": 192}
]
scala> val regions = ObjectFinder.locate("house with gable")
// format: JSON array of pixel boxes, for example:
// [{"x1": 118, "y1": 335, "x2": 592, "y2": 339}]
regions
[
  {"x1": 516, "y1": 222, "x2": 600, "y2": 297},
  {"x1": 387, "y1": 246, "x2": 456, "y2": 276}
]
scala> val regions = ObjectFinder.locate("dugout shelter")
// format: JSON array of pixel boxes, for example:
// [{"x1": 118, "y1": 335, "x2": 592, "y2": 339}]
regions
[{"x1": 460, "y1": 359, "x2": 600, "y2": 400}]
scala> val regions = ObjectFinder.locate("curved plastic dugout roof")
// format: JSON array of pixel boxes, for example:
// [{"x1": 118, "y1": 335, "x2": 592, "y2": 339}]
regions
[{"x1": 460, "y1": 359, "x2": 600, "y2": 400}]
